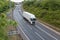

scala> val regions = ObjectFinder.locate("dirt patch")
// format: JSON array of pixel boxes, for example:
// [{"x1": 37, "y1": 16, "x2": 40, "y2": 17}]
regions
[
  {"x1": 7, "y1": 26, "x2": 23, "y2": 40},
  {"x1": 8, "y1": 34, "x2": 23, "y2": 40}
]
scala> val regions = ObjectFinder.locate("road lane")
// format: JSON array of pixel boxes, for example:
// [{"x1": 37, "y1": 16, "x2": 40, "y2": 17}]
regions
[
  {"x1": 23, "y1": 19, "x2": 58, "y2": 40},
  {"x1": 36, "y1": 22, "x2": 60, "y2": 39},
  {"x1": 13, "y1": 6, "x2": 43, "y2": 40},
  {"x1": 35, "y1": 25, "x2": 58, "y2": 40},
  {"x1": 13, "y1": 4, "x2": 60, "y2": 40}
]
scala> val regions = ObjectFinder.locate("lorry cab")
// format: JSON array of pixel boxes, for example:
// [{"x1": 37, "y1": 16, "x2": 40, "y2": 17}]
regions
[{"x1": 30, "y1": 18, "x2": 36, "y2": 24}]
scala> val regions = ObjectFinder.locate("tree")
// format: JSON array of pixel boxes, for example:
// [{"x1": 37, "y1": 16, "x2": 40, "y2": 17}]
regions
[{"x1": 0, "y1": 0, "x2": 17, "y2": 40}]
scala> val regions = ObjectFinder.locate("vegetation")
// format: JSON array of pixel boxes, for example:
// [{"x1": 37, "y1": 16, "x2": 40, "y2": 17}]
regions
[
  {"x1": 0, "y1": 0, "x2": 17, "y2": 40},
  {"x1": 23, "y1": 0, "x2": 60, "y2": 28},
  {"x1": 0, "y1": 0, "x2": 14, "y2": 13}
]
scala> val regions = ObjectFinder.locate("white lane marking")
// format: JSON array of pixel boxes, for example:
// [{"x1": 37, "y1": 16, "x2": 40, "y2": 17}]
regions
[
  {"x1": 18, "y1": 25, "x2": 30, "y2": 40},
  {"x1": 13, "y1": 12, "x2": 30, "y2": 40},
  {"x1": 23, "y1": 16, "x2": 32, "y2": 30},
  {"x1": 16, "y1": 9, "x2": 32, "y2": 30},
  {"x1": 25, "y1": 23, "x2": 33, "y2": 30},
  {"x1": 35, "y1": 32, "x2": 45, "y2": 40},
  {"x1": 27, "y1": 25, "x2": 33, "y2": 30},
  {"x1": 36, "y1": 25, "x2": 58, "y2": 40},
  {"x1": 37, "y1": 21, "x2": 60, "y2": 35}
]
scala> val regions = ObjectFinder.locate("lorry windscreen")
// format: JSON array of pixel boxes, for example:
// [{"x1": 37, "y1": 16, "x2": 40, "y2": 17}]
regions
[{"x1": 31, "y1": 18, "x2": 36, "y2": 21}]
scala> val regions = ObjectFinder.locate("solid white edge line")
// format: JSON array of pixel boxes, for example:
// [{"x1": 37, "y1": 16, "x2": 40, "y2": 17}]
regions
[
  {"x1": 36, "y1": 25, "x2": 58, "y2": 40},
  {"x1": 16, "y1": 19, "x2": 30, "y2": 40},
  {"x1": 35, "y1": 32, "x2": 45, "y2": 40},
  {"x1": 37, "y1": 21, "x2": 60, "y2": 35},
  {"x1": 14, "y1": 13, "x2": 30, "y2": 40},
  {"x1": 18, "y1": 25, "x2": 30, "y2": 40}
]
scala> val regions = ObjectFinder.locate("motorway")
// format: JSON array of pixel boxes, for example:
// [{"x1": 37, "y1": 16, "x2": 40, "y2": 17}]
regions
[{"x1": 13, "y1": 4, "x2": 60, "y2": 40}]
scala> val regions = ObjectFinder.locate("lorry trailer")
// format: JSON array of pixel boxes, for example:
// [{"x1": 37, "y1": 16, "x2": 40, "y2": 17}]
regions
[{"x1": 23, "y1": 11, "x2": 36, "y2": 24}]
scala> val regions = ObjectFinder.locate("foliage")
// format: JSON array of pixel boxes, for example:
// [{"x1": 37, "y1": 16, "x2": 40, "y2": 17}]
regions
[
  {"x1": 23, "y1": 0, "x2": 60, "y2": 28},
  {"x1": 0, "y1": 0, "x2": 17, "y2": 40},
  {"x1": 0, "y1": 13, "x2": 17, "y2": 40},
  {"x1": 0, "y1": 0, "x2": 14, "y2": 13}
]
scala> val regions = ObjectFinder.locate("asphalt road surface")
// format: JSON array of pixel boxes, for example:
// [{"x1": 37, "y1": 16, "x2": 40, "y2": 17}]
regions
[{"x1": 13, "y1": 4, "x2": 60, "y2": 40}]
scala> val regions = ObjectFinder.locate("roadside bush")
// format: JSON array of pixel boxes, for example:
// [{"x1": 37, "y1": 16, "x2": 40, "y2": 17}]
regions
[
  {"x1": 23, "y1": 0, "x2": 60, "y2": 28},
  {"x1": 0, "y1": 0, "x2": 16, "y2": 40}
]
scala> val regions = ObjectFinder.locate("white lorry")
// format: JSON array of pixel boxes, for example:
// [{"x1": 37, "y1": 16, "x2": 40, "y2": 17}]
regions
[{"x1": 23, "y1": 11, "x2": 36, "y2": 24}]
